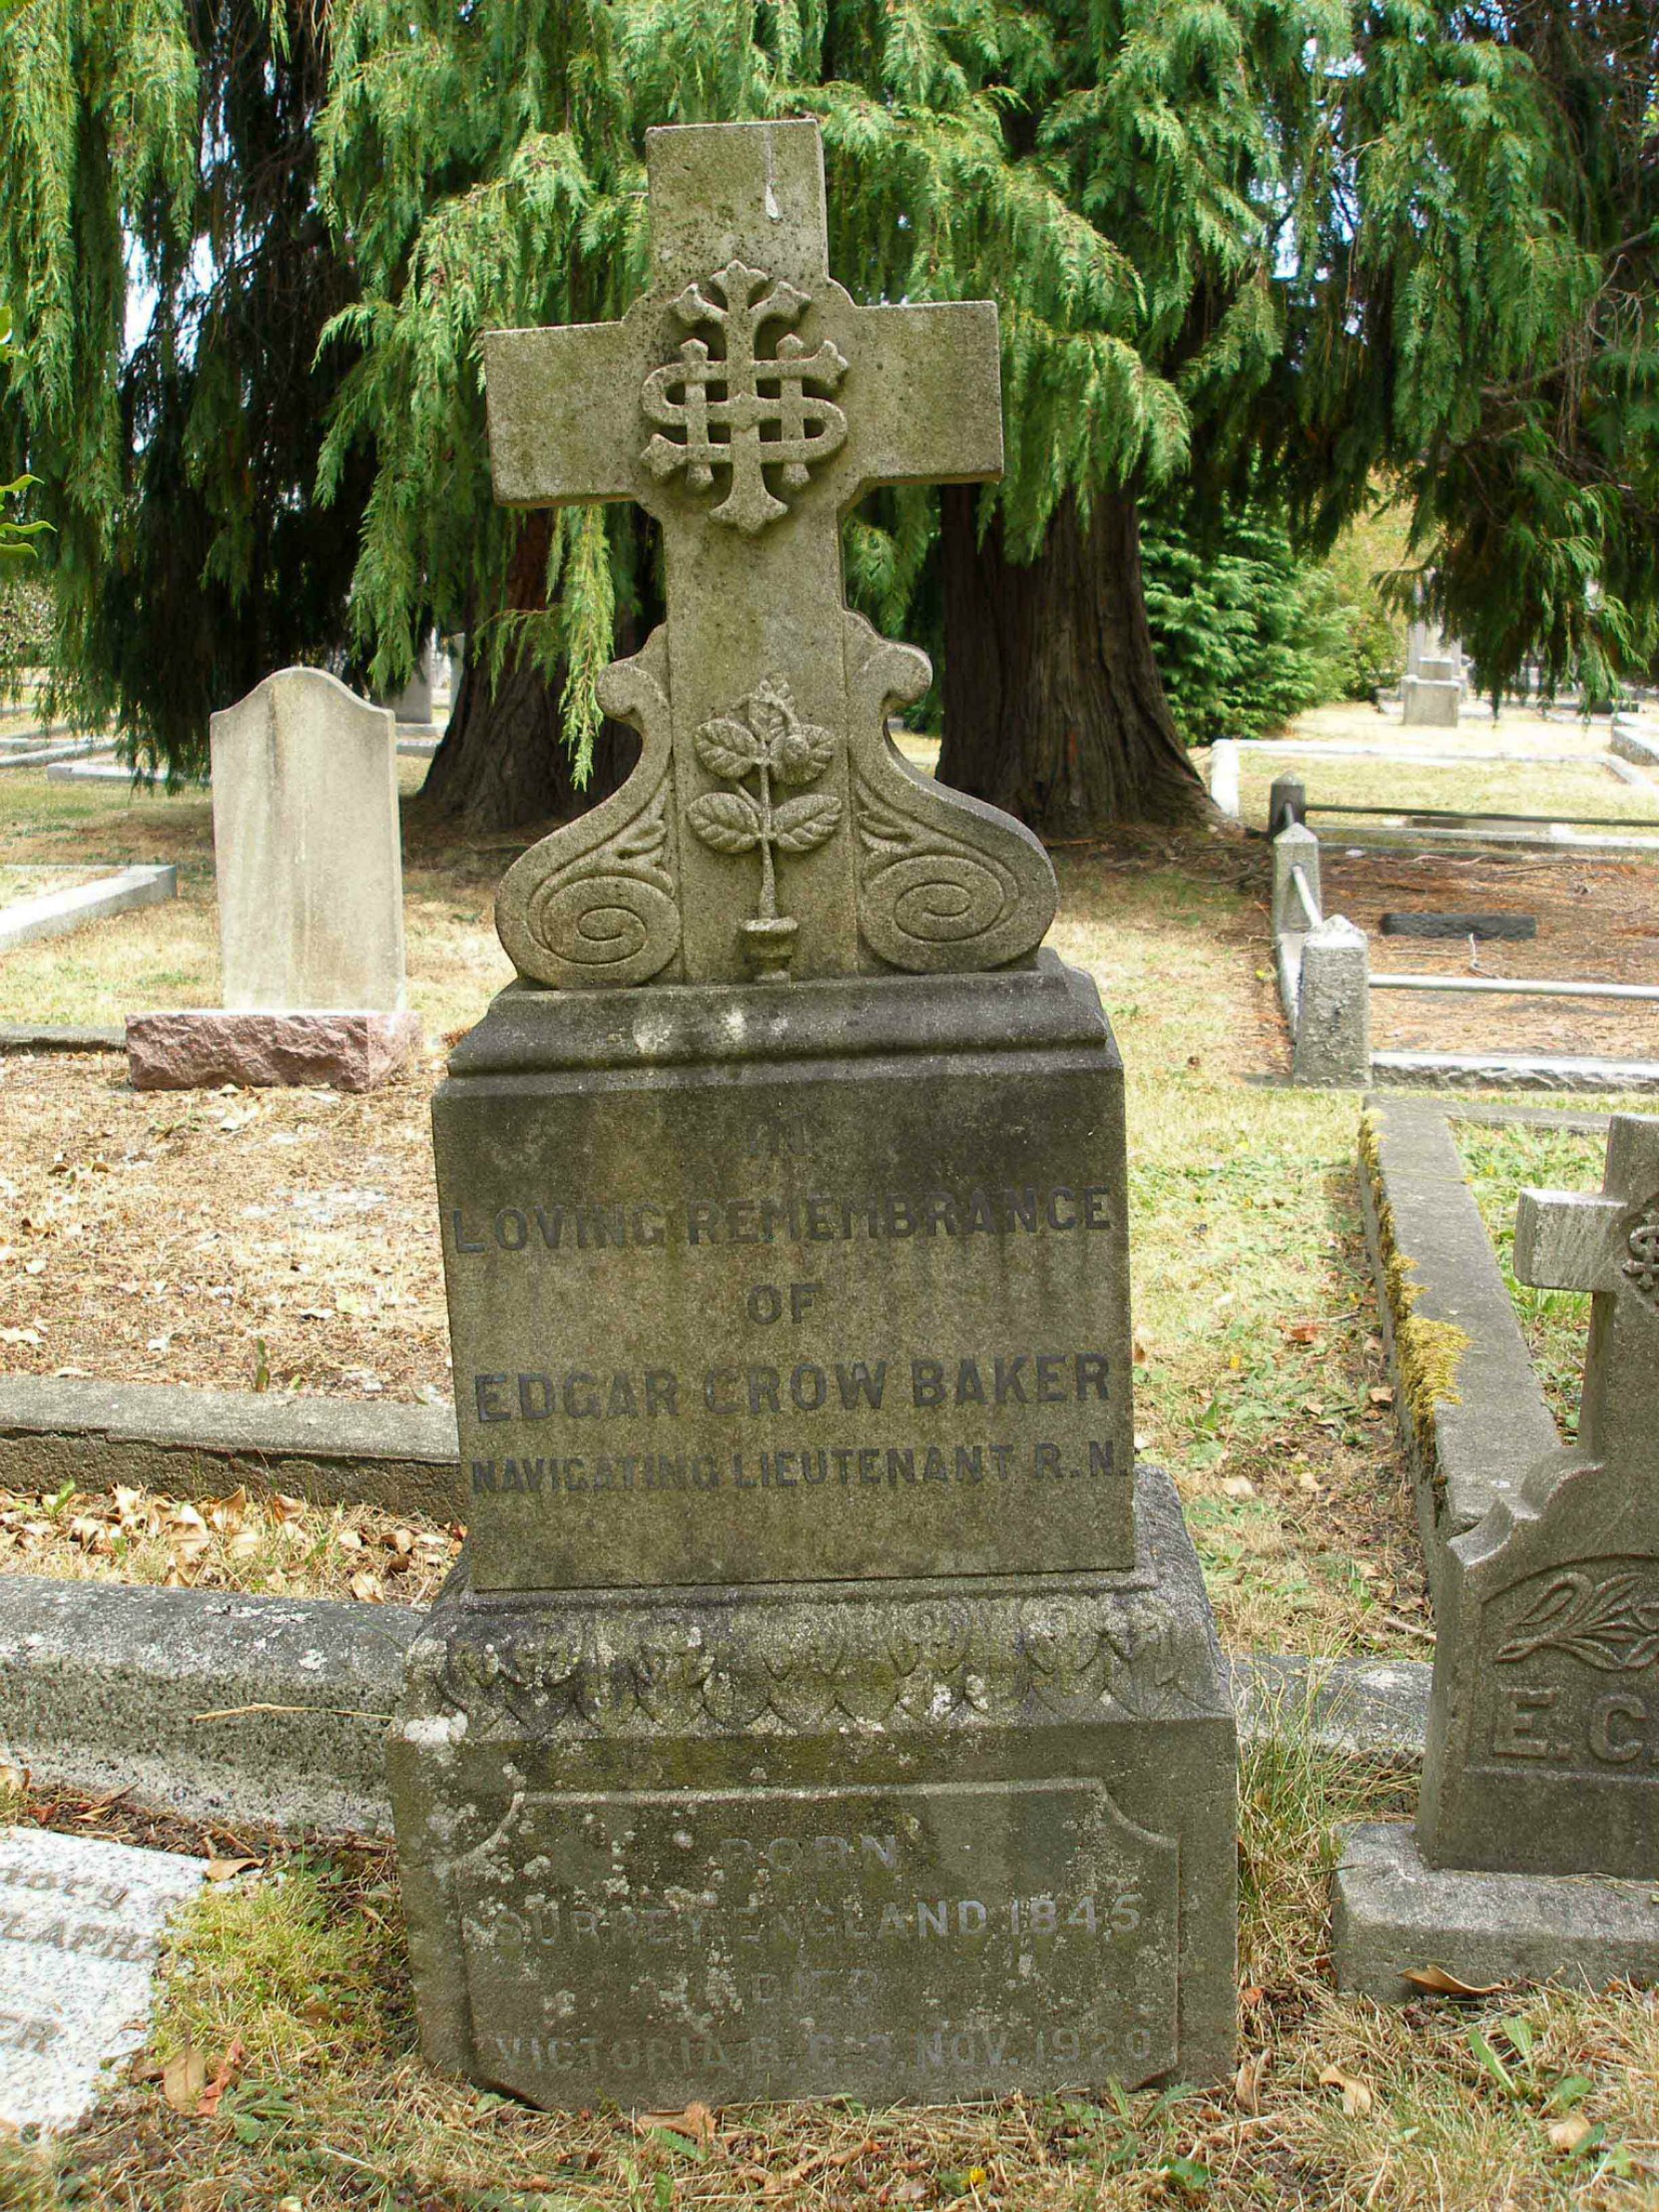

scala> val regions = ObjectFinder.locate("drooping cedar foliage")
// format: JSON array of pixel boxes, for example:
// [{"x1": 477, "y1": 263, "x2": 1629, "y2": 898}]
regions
[{"x1": 0, "y1": 0, "x2": 1654, "y2": 817}]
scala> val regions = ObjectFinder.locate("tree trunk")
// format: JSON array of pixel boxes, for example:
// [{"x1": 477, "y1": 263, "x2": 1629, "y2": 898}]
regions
[
  {"x1": 419, "y1": 514, "x2": 640, "y2": 834},
  {"x1": 937, "y1": 482, "x2": 1213, "y2": 834}
]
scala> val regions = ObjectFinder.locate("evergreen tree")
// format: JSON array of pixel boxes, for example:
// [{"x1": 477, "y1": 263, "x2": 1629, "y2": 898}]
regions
[
  {"x1": 1275, "y1": 0, "x2": 1659, "y2": 705},
  {"x1": 0, "y1": 0, "x2": 370, "y2": 776}
]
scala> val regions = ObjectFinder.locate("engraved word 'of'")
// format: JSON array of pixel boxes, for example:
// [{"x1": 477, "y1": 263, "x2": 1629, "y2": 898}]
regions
[{"x1": 640, "y1": 260, "x2": 848, "y2": 533}]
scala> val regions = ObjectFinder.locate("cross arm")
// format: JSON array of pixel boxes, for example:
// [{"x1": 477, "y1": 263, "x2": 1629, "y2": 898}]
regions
[
  {"x1": 482, "y1": 322, "x2": 643, "y2": 507},
  {"x1": 1513, "y1": 1189, "x2": 1626, "y2": 1292},
  {"x1": 847, "y1": 301, "x2": 1003, "y2": 494}
]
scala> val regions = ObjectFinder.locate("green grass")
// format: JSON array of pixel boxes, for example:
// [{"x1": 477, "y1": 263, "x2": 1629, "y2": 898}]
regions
[
  {"x1": 1455, "y1": 1121, "x2": 1605, "y2": 1439},
  {"x1": 1239, "y1": 754, "x2": 1659, "y2": 831},
  {"x1": 6, "y1": 1723, "x2": 1655, "y2": 2210}
]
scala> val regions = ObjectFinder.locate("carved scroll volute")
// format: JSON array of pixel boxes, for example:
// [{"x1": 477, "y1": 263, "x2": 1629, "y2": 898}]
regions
[
  {"x1": 843, "y1": 614, "x2": 1057, "y2": 973},
  {"x1": 495, "y1": 628, "x2": 682, "y2": 989}
]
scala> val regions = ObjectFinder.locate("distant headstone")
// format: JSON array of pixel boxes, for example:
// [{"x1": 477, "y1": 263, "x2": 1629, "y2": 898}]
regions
[
  {"x1": 390, "y1": 117, "x2": 1236, "y2": 2113},
  {"x1": 0, "y1": 1827, "x2": 204, "y2": 2135},
  {"x1": 1334, "y1": 1115, "x2": 1659, "y2": 1995},
  {"x1": 126, "y1": 668, "x2": 420, "y2": 1089}
]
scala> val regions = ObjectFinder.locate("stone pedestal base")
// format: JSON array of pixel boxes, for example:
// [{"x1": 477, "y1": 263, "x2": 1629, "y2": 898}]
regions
[
  {"x1": 1400, "y1": 677, "x2": 1461, "y2": 728},
  {"x1": 126, "y1": 1009, "x2": 422, "y2": 1092},
  {"x1": 389, "y1": 1464, "x2": 1237, "y2": 2109},
  {"x1": 1332, "y1": 1823, "x2": 1659, "y2": 1999}
]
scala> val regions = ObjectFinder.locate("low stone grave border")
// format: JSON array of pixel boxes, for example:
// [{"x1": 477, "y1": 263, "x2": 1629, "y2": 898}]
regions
[
  {"x1": 1358, "y1": 1095, "x2": 1577, "y2": 1607},
  {"x1": 0, "y1": 1564, "x2": 1429, "y2": 1841},
  {"x1": 0, "y1": 864, "x2": 176, "y2": 954},
  {"x1": 0, "y1": 1373, "x2": 456, "y2": 1519}
]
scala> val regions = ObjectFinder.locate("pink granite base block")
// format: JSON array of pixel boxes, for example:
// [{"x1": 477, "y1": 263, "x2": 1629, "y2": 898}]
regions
[{"x1": 126, "y1": 1010, "x2": 423, "y2": 1092}]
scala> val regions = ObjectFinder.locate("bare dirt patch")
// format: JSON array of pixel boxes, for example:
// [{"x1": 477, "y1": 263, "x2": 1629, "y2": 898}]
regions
[
  {"x1": 1322, "y1": 848, "x2": 1659, "y2": 1060},
  {"x1": 0, "y1": 1055, "x2": 449, "y2": 1402}
]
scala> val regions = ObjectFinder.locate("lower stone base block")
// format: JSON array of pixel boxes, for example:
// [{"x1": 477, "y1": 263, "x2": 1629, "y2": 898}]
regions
[
  {"x1": 1333, "y1": 1823, "x2": 1659, "y2": 1999},
  {"x1": 390, "y1": 1465, "x2": 1237, "y2": 2109},
  {"x1": 126, "y1": 1009, "x2": 422, "y2": 1091}
]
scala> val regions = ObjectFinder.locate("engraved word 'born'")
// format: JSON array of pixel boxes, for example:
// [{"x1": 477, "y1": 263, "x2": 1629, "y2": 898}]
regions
[{"x1": 641, "y1": 260, "x2": 848, "y2": 534}]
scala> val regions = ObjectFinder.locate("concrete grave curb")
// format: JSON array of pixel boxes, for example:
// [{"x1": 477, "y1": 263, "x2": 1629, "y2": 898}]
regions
[
  {"x1": 1372, "y1": 1050, "x2": 1659, "y2": 1094},
  {"x1": 0, "y1": 1565, "x2": 1430, "y2": 1841},
  {"x1": 1358, "y1": 1098, "x2": 1572, "y2": 1607},
  {"x1": 0, "y1": 865, "x2": 176, "y2": 954},
  {"x1": 0, "y1": 1375, "x2": 458, "y2": 1520}
]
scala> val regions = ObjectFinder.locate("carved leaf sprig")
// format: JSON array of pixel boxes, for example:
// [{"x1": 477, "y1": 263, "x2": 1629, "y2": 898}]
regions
[
  {"x1": 1495, "y1": 1569, "x2": 1659, "y2": 1673},
  {"x1": 687, "y1": 677, "x2": 841, "y2": 930}
]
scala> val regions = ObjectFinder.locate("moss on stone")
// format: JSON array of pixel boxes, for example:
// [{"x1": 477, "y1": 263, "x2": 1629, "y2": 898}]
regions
[{"x1": 1358, "y1": 1108, "x2": 1469, "y2": 1470}]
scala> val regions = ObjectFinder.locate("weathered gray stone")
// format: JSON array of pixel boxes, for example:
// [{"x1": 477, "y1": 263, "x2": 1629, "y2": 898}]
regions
[
  {"x1": 1336, "y1": 1114, "x2": 1659, "y2": 1995},
  {"x1": 1359, "y1": 1096, "x2": 1567, "y2": 1591},
  {"x1": 390, "y1": 1463, "x2": 1235, "y2": 2106},
  {"x1": 0, "y1": 1372, "x2": 457, "y2": 1518},
  {"x1": 0, "y1": 1574, "x2": 415, "y2": 1837},
  {"x1": 436, "y1": 956, "x2": 1131, "y2": 1593},
  {"x1": 1292, "y1": 915, "x2": 1370, "y2": 1089},
  {"x1": 399, "y1": 115, "x2": 1235, "y2": 2109},
  {"x1": 1271, "y1": 822, "x2": 1321, "y2": 936},
  {"x1": 1513, "y1": 1115, "x2": 1659, "y2": 1485},
  {"x1": 210, "y1": 668, "x2": 408, "y2": 1013},
  {"x1": 0, "y1": 1827, "x2": 205, "y2": 2135},
  {"x1": 0, "y1": 864, "x2": 175, "y2": 954},
  {"x1": 126, "y1": 1007, "x2": 421, "y2": 1092},
  {"x1": 1207, "y1": 739, "x2": 1240, "y2": 822},
  {"x1": 1372, "y1": 1049, "x2": 1659, "y2": 1094},
  {"x1": 482, "y1": 119, "x2": 1054, "y2": 989},
  {"x1": 0, "y1": 1564, "x2": 1427, "y2": 1840},
  {"x1": 1379, "y1": 912, "x2": 1537, "y2": 941},
  {"x1": 1333, "y1": 1820, "x2": 1659, "y2": 1999},
  {"x1": 1400, "y1": 677, "x2": 1461, "y2": 727}
]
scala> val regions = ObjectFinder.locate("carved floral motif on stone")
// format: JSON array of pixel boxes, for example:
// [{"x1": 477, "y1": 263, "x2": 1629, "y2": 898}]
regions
[
  {"x1": 686, "y1": 676, "x2": 840, "y2": 979},
  {"x1": 1494, "y1": 1564, "x2": 1659, "y2": 1673}
]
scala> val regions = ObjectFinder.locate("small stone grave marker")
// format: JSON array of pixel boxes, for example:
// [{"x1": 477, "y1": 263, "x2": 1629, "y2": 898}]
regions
[
  {"x1": 0, "y1": 1827, "x2": 204, "y2": 2135},
  {"x1": 1334, "y1": 1113, "x2": 1659, "y2": 1994},
  {"x1": 126, "y1": 668, "x2": 421, "y2": 1090}
]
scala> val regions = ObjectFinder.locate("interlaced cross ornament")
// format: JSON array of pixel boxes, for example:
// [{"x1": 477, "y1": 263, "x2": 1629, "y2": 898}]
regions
[{"x1": 641, "y1": 260, "x2": 848, "y2": 534}]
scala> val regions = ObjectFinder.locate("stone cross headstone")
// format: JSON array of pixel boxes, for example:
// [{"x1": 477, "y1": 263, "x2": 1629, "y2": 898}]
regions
[
  {"x1": 1512, "y1": 1116, "x2": 1659, "y2": 1484},
  {"x1": 391, "y1": 118, "x2": 1235, "y2": 2114},
  {"x1": 125, "y1": 667, "x2": 422, "y2": 1090},
  {"x1": 481, "y1": 118, "x2": 1054, "y2": 988},
  {"x1": 1333, "y1": 1114, "x2": 1659, "y2": 1996},
  {"x1": 0, "y1": 1827, "x2": 205, "y2": 2134}
]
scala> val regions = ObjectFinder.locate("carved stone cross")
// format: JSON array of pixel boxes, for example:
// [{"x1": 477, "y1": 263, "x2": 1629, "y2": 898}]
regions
[
  {"x1": 1514, "y1": 1114, "x2": 1659, "y2": 1481},
  {"x1": 482, "y1": 118, "x2": 1055, "y2": 987}
]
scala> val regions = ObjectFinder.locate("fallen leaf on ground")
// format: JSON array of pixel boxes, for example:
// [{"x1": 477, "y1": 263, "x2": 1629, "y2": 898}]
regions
[
  {"x1": 1546, "y1": 2114, "x2": 1596, "y2": 2154},
  {"x1": 162, "y1": 2044, "x2": 208, "y2": 2113},
  {"x1": 1402, "y1": 1962, "x2": 1504, "y2": 1997},
  {"x1": 1284, "y1": 1322, "x2": 1322, "y2": 1345},
  {"x1": 196, "y1": 2037, "x2": 245, "y2": 2117},
  {"x1": 204, "y1": 1856, "x2": 258, "y2": 1883},
  {"x1": 637, "y1": 2100, "x2": 718, "y2": 2150},
  {"x1": 1319, "y1": 2064, "x2": 1374, "y2": 2117},
  {"x1": 348, "y1": 1568, "x2": 384, "y2": 1603},
  {"x1": 1234, "y1": 2048, "x2": 1270, "y2": 2112}
]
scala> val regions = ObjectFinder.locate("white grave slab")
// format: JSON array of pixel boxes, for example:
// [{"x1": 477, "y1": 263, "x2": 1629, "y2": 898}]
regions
[{"x1": 0, "y1": 1827, "x2": 204, "y2": 2135}]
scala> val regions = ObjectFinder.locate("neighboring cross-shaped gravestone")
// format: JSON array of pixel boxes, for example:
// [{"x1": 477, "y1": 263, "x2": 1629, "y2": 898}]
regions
[
  {"x1": 482, "y1": 118, "x2": 1054, "y2": 987},
  {"x1": 1333, "y1": 1114, "x2": 1659, "y2": 1996},
  {"x1": 1512, "y1": 1115, "x2": 1659, "y2": 1482}
]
